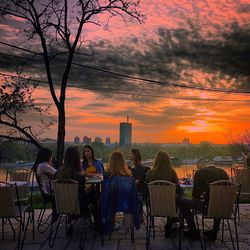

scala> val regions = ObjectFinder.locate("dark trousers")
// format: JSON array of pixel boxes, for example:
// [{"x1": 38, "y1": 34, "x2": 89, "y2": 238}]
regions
[{"x1": 179, "y1": 197, "x2": 221, "y2": 233}]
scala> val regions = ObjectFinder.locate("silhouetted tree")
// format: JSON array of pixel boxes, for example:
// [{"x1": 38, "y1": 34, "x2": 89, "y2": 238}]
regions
[
  {"x1": 0, "y1": 75, "x2": 54, "y2": 148},
  {"x1": 0, "y1": 0, "x2": 144, "y2": 167}
]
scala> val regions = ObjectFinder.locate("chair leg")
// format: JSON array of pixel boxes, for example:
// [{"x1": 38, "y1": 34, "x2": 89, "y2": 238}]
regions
[
  {"x1": 17, "y1": 217, "x2": 22, "y2": 250},
  {"x1": 1, "y1": 218, "x2": 4, "y2": 240},
  {"x1": 20, "y1": 212, "x2": 32, "y2": 250},
  {"x1": 234, "y1": 218, "x2": 239, "y2": 250},
  {"x1": 178, "y1": 214, "x2": 183, "y2": 250},
  {"x1": 146, "y1": 213, "x2": 149, "y2": 250},
  {"x1": 49, "y1": 215, "x2": 63, "y2": 247},
  {"x1": 7, "y1": 218, "x2": 16, "y2": 240},
  {"x1": 79, "y1": 232, "x2": 87, "y2": 250},
  {"x1": 227, "y1": 219, "x2": 235, "y2": 250},
  {"x1": 147, "y1": 215, "x2": 152, "y2": 250},
  {"x1": 131, "y1": 228, "x2": 134, "y2": 243},
  {"x1": 152, "y1": 217, "x2": 155, "y2": 239},
  {"x1": 202, "y1": 217, "x2": 206, "y2": 250},
  {"x1": 221, "y1": 219, "x2": 224, "y2": 242}
]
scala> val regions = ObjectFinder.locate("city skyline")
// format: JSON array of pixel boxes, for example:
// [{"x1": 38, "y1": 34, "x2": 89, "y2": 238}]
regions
[{"x1": 0, "y1": 0, "x2": 250, "y2": 145}]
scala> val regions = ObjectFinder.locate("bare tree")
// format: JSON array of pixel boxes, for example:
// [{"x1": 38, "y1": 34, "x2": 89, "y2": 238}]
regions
[
  {"x1": 0, "y1": 75, "x2": 54, "y2": 148},
  {"x1": 0, "y1": 0, "x2": 144, "y2": 167},
  {"x1": 228, "y1": 130, "x2": 250, "y2": 158}
]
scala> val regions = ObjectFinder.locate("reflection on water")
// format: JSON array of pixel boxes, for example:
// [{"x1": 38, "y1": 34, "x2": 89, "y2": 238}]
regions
[{"x1": 0, "y1": 168, "x2": 7, "y2": 181}]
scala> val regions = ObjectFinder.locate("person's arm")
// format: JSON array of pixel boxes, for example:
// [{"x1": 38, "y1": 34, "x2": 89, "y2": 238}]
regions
[
  {"x1": 135, "y1": 165, "x2": 145, "y2": 185},
  {"x1": 42, "y1": 163, "x2": 57, "y2": 178},
  {"x1": 172, "y1": 169, "x2": 179, "y2": 184},
  {"x1": 95, "y1": 161, "x2": 104, "y2": 175},
  {"x1": 192, "y1": 171, "x2": 203, "y2": 199}
]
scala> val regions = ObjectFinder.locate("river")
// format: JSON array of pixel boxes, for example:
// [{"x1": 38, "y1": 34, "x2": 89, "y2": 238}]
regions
[{"x1": 0, "y1": 164, "x2": 234, "y2": 181}]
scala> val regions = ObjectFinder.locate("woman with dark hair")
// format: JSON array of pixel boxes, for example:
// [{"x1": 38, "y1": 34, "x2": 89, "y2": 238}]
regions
[
  {"x1": 57, "y1": 146, "x2": 89, "y2": 215},
  {"x1": 82, "y1": 145, "x2": 104, "y2": 177},
  {"x1": 32, "y1": 148, "x2": 58, "y2": 222},
  {"x1": 146, "y1": 151, "x2": 182, "y2": 238},
  {"x1": 32, "y1": 147, "x2": 57, "y2": 195},
  {"x1": 146, "y1": 151, "x2": 178, "y2": 184},
  {"x1": 128, "y1": 148, "x2": 145, "y2": 194},
  {"x1": 56, "y1": 146, "x2": 90, "y2": 235}
]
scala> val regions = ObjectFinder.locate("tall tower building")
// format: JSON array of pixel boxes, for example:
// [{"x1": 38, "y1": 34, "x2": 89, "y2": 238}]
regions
[
  {"x1": 106, "y1": 136, "x2": 111, "y2": 145},
  {"x1": 74, "y1": 136, "x2": 80, "y2": 144},
  {"x1": 119, "y1": 115, "x2": 132, "y2": 147}
]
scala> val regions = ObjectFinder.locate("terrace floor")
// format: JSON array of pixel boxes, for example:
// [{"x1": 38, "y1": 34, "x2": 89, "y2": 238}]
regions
[{"x1": 1, "y1": 204, "x2": 250, "y2": 250}]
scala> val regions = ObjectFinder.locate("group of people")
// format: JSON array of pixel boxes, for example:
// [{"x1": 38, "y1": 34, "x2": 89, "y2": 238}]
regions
[{"x1": 32, "y1": 146, "x2": 229, "y2": 242}]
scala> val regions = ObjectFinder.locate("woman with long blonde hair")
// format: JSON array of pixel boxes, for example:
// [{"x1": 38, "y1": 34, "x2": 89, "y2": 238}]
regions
[{"x1": 109, "y1": 151, "x2": 131, "y2": 177}]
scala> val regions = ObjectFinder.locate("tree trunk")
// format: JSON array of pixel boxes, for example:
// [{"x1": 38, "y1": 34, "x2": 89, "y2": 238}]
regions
[{"x1": 56, "y1": 105, "x2": 66, "y2": 168}]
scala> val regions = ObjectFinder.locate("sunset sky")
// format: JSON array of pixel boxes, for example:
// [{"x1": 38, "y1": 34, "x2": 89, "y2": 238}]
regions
[{"x1": 0, "y1": 0, "x2": 250, "y2": 144}]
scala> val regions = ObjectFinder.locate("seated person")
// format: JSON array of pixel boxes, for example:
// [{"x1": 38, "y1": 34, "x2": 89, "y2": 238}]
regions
[
  {"x1": 180, "y1": 162, "x2": 229, "y2": 241},
  {"x1": 56, "y1": 146, "x2": 89, "y2": 216},
  {"x1": 128, "y1": 148, "x2": 145, "y2": 196},
  {"x1": 82, "y1": 145, "x2": 104, "y2": 177},
  {"x1": 32, "y1": 147, "x2": 57, "y2": 221},
  {"x1": 101, "y1": 151, "x2": 141, "y2": 233},
  {"x1": 146, "y1": 151, "x2": 182, "y2": 238}
]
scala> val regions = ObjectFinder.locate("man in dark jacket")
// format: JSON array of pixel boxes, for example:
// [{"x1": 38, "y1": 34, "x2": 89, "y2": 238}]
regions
[{"x1": 180, "y1": 161, "x2": 229, "y2": 241}]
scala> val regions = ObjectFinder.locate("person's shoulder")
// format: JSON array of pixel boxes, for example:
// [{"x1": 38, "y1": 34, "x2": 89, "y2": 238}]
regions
[{"x1": 94, "y1": 159, "x2": 103, "y2": 165}]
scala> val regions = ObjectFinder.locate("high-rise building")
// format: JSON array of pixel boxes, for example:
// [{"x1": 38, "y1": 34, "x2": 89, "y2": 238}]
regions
[
  {"x1": 106, "y1": 136, "x2": 111, "y2": 145},
  {"x1": 74, "y1": 136, "x2": 80, "y2": 144},
  {"x1": 95, "y1": 136, "x2": 102, "y2": 143},
  {"x1": 119, "y1": 116, "x2": 132, "y2": 147},
  {"x1": 83, "y1": 136, "x2": 91, "y2": 145}
]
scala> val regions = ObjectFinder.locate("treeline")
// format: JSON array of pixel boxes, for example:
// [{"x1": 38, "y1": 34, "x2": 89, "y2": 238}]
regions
[{"x1": 0, "y1": 140, "x2": 240, "y2": 164}]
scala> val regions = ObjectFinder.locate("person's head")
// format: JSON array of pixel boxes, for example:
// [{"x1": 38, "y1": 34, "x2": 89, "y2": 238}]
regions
[
  {"x1": 32, "y1": 148, "x2": 53, "y2": 172},
  {"x1": 197, "y1": 158, "x2": 206, "y2": 170},
  {"x1": 128, "y1": 148, "x2": 142, "y2": 165},
  {"x1": 60, "y1": 146, "x2": 81, "y2": 178},
  {"x1": 109, "y1": 151, "x2": 131, "y2": 177},
  {"x1": 153, "y1": 151, "x2": 172, "y2": 171},
  {"x1": 83, "y1": 145, "x2": 95, "y2": 162}
]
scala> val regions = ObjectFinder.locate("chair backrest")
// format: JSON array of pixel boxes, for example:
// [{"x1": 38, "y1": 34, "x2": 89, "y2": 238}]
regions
[
  {"x1": 242, "y1": 153, "x2": 248, "y2": 168},
  {"x1": 207, "y1": 180, "x2": 239, "y2": 219},
  {"x1": 0, "y1": 182, "x2": 19, "y2": 218},
  {"x1": 52, "y1": 179, "x2": 80, "y2": 216},
  {"x1": 234, "y1": 168, "x2": 250, "y2": 194},
  {"x1": 7, "y1": 168, "x2": 31, "y2": 182},
  {"x1": 147, "y1": 180, "x2": 177, "y2": 217}
]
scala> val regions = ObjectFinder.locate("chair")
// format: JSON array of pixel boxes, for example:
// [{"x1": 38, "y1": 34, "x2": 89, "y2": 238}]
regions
[
  {"x1": 146, "y1": 180, "x2": 182, "y2": 250},
  {"x1": 201, "y1": 180, "x2": 241, "y2": 250},
  {"x1": 6, "y1": 168, "x2": 31, "y2": 182},
  {"x1": 49, "y1": 179, "x2": 91, "y2": 249},
  {"x1": 0, "y1": 181, "x2": 34, "y2": 250},
  {"x1": 100, "y1": 176, "x2": 141, "y2": 245},
  {"x1": 233, "y1": 168, "x2": 250, "y2": 221}
]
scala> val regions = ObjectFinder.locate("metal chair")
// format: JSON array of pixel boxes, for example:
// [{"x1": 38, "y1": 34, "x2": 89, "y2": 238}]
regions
[
  {"x1": 0, "y1": 181, "x2": 34, "y2": 250},
  {"x1": 233, "y1": 168, "x2": 250, "y2": 220},
  {"x1": 201, "y1": 180, "x2": 241, "y2": 250},
  {"x1": 6, "y1": 168, "x2": 31, "y2": 182},
  {"x1": 49, "y1": 179, "x2": 91, "y2": 249},
  {"x1": 146, "y1": 180, "x2": 183, "y2": 250}
]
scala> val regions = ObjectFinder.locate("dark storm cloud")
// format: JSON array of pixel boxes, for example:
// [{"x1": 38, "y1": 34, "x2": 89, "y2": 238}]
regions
[
  {"x1": 1, "y1": 21, "x2": 250, "y2": 99},
  {"x1": 237, "y1": 4, "x2": 250, "y2": 13}
]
